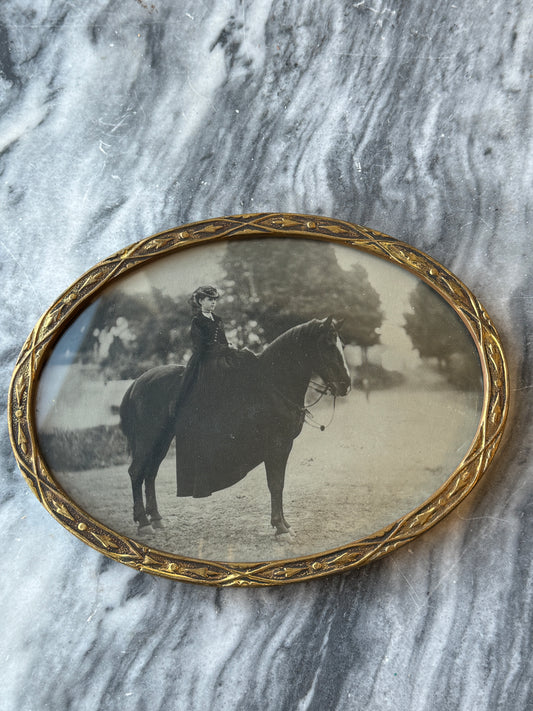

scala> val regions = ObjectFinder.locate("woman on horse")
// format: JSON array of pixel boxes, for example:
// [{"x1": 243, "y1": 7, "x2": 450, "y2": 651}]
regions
[
  {"x1": 181, "y1": 285, "x2": 256, "y2": 396},
  {"x1": 174, "y1": 285, "x2": 258, "y2": 497},
  {"x1": 189, "y1": 285, "x2": 228, "y2": 360}
]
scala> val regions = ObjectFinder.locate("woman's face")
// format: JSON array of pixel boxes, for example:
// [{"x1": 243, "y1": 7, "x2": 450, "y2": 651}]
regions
[{"x1": 198, "y1": 295, "x2": 217, "y2": 312}]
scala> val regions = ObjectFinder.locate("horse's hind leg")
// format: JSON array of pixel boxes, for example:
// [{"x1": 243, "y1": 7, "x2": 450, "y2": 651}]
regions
[
  {"x1": 145, "y1": 469, "x2": 163, "y2": 528},
  {"x1": 265, "y1": 444, "x2": 293, "y2": 534},
  {"x1": 129, "y1": 465, "x2": 151, "y2": 531},
  {"x1": 144, "y1": 432, "x2": 174, "y2": 529}
]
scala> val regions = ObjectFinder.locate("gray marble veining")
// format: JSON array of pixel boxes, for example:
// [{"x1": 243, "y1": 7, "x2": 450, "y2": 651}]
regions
[{"x1": 1, "y1": 1, "x2": 531, "y2": 709}]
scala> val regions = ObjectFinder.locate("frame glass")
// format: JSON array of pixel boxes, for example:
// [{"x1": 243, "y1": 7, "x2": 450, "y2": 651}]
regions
[{"x1": 8, "y1": 214, "x2": 509, "y2": 585}]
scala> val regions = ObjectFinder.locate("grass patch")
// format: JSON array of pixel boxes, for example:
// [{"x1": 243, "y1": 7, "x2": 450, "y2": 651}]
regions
[{"x1": 39, "y1": 425, "x2": 129, "y2": 472}]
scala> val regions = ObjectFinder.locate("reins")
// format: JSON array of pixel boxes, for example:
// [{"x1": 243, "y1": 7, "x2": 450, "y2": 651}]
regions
[
  {"x1": 273, "y1": 379, "x2": 338, "y2": 432},
  {"x1": 304, "y1": 386, "x2": 337, "y2": 432}
]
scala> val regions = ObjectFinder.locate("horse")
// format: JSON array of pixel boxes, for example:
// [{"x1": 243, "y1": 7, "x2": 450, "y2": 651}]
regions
[{"x1": 119, "y1": 316, "x2": 351, "y2": 535}]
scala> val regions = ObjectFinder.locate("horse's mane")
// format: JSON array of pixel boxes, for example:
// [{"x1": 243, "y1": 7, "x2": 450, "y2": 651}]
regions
[{"x1": 259, "y1": 319, "x2": 323, "y2": 360}]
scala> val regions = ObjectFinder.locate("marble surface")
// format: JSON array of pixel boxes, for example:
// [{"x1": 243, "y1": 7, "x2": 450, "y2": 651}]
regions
[{"x1": 1, "y1": 1, "x2": 531, "y2": 709}]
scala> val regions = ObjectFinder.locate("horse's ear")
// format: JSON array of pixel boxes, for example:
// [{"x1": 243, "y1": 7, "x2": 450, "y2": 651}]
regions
[
  {"x1": 333, "y1": 317, "x2": 344, "y2": 329},
  {"x1": 323, "y1": 315, "x2": 334, "y2": 328}
]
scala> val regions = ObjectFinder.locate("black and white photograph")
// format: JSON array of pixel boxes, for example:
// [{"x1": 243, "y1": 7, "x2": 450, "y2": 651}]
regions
[
  {"x1": 2, "y1": 1, "x2": 530, "y2": 707},
  {"x1": 36, "y1": 237, "x2": 483, "y2": 563}
]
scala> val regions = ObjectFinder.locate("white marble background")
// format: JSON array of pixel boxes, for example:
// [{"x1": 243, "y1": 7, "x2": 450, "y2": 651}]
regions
[{"x1": 1, "y1": 1, "x2": 531, "y2": 709}]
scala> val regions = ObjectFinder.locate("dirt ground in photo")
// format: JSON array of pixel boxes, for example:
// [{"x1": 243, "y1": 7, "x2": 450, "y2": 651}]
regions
[{"x1": 56, "y1": 385, "x2": 481, "y2": 563}]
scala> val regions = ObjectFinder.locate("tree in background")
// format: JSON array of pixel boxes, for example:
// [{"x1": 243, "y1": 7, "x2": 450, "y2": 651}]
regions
[
  {"x1": 403, "y1": 282, "x2": 481, "y2": 389},
  {"x1": 66, "y1": 240, "x2": 383, "y2": 379},
  {"x1": 75, "y1": 288, "x2": 189, "y2": 379},
  {"x1": 220, "y1": 239, "x2": 383, "y2": 357}
]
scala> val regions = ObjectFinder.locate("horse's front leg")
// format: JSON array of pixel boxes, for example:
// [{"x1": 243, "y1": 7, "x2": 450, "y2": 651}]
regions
[{"x1": 265, "y1": 444, "x2": 293, "y2": 534}]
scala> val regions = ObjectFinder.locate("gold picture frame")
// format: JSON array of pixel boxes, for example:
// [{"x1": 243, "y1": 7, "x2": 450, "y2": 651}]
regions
[{"x1": 8, "y1": 213, "x2": 509, "y2": 586}]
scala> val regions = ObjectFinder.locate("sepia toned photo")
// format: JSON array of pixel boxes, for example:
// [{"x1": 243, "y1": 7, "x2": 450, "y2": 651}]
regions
[{"x1": 36, "y1": 237, "x2": 484, "y2": 563}]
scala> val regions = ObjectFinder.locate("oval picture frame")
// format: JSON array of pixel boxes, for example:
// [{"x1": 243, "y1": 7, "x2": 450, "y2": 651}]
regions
[{"x1": 8, "y1": 214, "x2": 509, "y2": 586}]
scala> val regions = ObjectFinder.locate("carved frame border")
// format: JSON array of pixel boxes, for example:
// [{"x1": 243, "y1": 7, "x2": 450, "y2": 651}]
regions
[{"x1": 8, "y1": 213, "x2": 509, "y2": 586}]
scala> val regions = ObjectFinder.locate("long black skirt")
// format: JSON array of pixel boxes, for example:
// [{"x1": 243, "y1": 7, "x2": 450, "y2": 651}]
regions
[{"x1": 174, "y1": 347, "x2": 263, "y2": 497}]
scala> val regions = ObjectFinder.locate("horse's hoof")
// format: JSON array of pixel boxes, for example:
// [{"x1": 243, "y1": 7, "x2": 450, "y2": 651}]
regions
[
  {"x1": 151, "y1": 519, "x2": 164, "y2": 529},
  {"x1": 137, "y1": 523, "x2": 154, "y2": 535},
  {"x1": 275, "y1": 531, "x2": 296, "y2": 543},
  {"x1": 274, "y1": 524, "x2": 291, "y2": 535}
]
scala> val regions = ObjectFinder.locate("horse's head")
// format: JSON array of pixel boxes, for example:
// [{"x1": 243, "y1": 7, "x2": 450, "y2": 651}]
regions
[{"x1": 312, "y1": 316, "x2": 351, "y2": 397}]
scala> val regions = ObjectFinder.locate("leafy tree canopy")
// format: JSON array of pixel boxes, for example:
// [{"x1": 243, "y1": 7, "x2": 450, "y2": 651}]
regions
[
  {"x1": 220, "y1": 239, "x2": 383, "y2": 347},
  {"x1": 65, "y1": 240, "x2": 383, "y2": 378},
  {"x1": 403, "y1": 281, "x2": 481, "y2": 389},
  {"x1": 74, "y1": 288, "x2": 190, "y2": 378}
]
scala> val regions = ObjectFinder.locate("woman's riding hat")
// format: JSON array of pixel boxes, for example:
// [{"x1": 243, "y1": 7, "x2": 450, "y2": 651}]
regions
[{"x1": 192, "y1": 285, "x2": 220, "y2": 304}]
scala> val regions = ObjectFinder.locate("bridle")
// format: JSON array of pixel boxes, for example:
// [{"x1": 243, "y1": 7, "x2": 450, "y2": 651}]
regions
[
  {"x1": 270, "y1": 326, "x2": 349, "y2": 431},
  {"x1": 300, "y1": 332, "x2": 350, "y2": 430},
  {"x1": 304, "y1": 380, "x2": 338, "y2": 431}
]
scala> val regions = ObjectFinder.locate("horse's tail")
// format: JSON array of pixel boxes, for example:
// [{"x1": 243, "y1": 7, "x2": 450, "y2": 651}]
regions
[{"x1": 119, "y1": 380, "x2": 136, "y2": 456}]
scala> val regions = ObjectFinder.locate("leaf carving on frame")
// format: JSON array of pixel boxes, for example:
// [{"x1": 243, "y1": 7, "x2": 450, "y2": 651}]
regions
[
  {"x1": 92, "y1": 532, "x2": 120, "y2": 550},
  {"x1": 323, "y1": 223, "x2": 351, "y2": 235},
  {"x1": 17, "y1": 424, "x2": 28, "y2": 455},
  {"x1": 15, "y1": 377, "x2": 26, "y2": 405},
  {"x1": 149, "y1": 236, "x2": 176, "y2": 250},
  {"x1": 80, "y1": 269, "x2": 109, "y2": 291},
  {"x1": 51, "y1": 500, "x2": 74, "y2": 520},
  {"x1": 266, "y1": 216, "x2": 302, "y2": 229}
]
